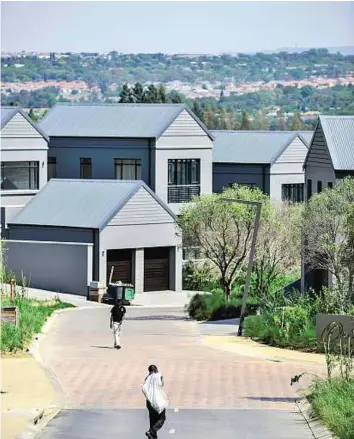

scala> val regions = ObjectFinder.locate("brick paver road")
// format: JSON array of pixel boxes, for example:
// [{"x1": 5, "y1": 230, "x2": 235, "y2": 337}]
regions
[{"x1": 40, "y1": 306, "x2": 324, "y2": 410}]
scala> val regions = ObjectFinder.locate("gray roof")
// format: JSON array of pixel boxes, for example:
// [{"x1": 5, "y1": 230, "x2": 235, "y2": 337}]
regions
[
  {"x1": 39, "y1": 103, "x2": 212, "y2": 139},
  {"x1": 9, "y1": 179, "x2": 176, "y2": 230},
  {"x1": 1, "y1": 106, "x2": 49, "y2": 141},
  {"x1": 211, "y1": 130, "x2": 312, "y2": 164},
  {"x1": 319, "y1": 115, "x2": 354, "y2": 170}
]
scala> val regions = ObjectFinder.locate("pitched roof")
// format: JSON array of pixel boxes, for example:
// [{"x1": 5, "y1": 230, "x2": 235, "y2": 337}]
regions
[
  {"x1": 211, "y1": 130, "x2": 312, "y2": 164},
  {"x1": 319, "y1": 115, "x2": 354, "y2": 170},
  {"x1": 9, "y1": 179, "x2": 176, "y2": 230},
  {"x1": 39, "y1": 103, "x2": 212, "y2": 139},
  {"x1": 1, "y1": 106, "x2": 49, "y2": 141}
]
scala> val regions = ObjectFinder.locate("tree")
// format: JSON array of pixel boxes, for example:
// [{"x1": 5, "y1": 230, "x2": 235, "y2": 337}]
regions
[
  {"x1": 179, "y1": 185, "x2": 269, "y2": 298},
  {"x1": 254, "y1": 203, "x2": 303, "y2": 301},
  {"x1": 289, "y1": 112, "x2": 303, "y2": 130},
  {"x1": 132, "y1": 82, "x2": 144, "y2": 103},
  {"x1": 119, "y1": 83, "x2": 133, "y2": 103},
  {"x1": 143, "y1": 84, "x2": 158, "y2": 103},
  {"x1": 276, "y1": 110, "x2": 287, "y2": 130},
  {"x1": 157, "y1": 84, "x2": 168, "y2": 103},
  {"x1": 252, "y1": 110, "x2": 269, "y2": 130},
  {"x1": 192, "y1": 100, "x2": 204, "y2": 122},
  {"x1": 303, "y1": 177, "x2": 354, "y2": 302},
  {"x1": 239, "y1": 110, "x2": 251, "y2": 130},
  {"x1": 28, "y1": 109, "x2": 39, "y2": 122},
  {"x1": 168, "y1": 90, "x2": 184, "y2": 104}
]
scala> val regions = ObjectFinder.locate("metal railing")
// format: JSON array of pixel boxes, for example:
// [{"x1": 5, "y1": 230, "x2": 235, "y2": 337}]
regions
[{"x1": 168, "y1": 185, "x2": 200, "y2": 203}]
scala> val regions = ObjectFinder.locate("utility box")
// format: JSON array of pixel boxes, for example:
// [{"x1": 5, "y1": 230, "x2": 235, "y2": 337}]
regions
[{"x1": 87, "y1": 281, "x2": 106, "y2": 303}]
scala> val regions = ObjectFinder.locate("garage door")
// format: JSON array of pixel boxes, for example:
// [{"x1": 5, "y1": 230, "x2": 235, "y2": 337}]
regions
[
  {"x1": 144, "y1": 247, "x2": 170, "y2": 292},
  {"x1": 107, "y1": 249, "x2": 132, "y2": 285}
]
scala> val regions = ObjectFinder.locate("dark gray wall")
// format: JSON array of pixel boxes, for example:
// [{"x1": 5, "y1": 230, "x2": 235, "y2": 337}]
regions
[
  {"x1": 6, "y1": 240, "x2": 93, "y2": 296},
  {"x1": 49, "y1": 137, "x2": 151, "y2": 184},
  {"x1": 8, "y1": 225, "x2": 94, "y2": 244},
  {"x1": 213, "y1": 163, "x2": 271, "y2": 194}
]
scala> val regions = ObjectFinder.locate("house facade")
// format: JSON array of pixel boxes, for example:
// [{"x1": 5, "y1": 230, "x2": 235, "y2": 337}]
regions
[
  {"x1": 39, "y1": 103, "x2": 213, "y2": 214},
  {"x1": 6, "y1": 179, "x2": 182, "y2": 295},
  {"x1": 302, "y1": 115, "x2": 354, "y2": 292},
  {"x1": 212, "y1": 130, "x2": 312, "y2": 202},
  {"x1": 1, "y1": 107, "x2": 48, "y2": 235}
]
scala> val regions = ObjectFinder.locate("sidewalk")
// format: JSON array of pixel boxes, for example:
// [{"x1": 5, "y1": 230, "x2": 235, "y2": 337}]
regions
[{"x1": 1, "y1": 355, "x2": 60, "y2": 439}]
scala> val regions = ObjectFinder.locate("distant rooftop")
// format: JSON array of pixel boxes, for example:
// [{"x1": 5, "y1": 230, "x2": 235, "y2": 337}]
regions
[
  {"x1": 39, "y1": 103, "x2": 211, "y2": 139},
  {"x1": 211, "y1": 130, "x2": 312, "y2": 164}
]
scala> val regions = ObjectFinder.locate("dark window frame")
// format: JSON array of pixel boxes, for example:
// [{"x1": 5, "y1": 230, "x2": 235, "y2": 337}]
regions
[
  {"x1": 317, "y1": 181, "x2": 323, "y2": 193},
  {"x1": 328, "y1": 182, "x2": 333, "y2": 189},
  {"x1": 281, "y1": 183, "x2": 304, "y2": 203},
  {"x1": 80, "y1": 158, "x2": 92, "y2": 179},
  {"x1": 307, "y1": 179, "x2": 312, "y2": 201},
  {"x1": 48, "y1": 157, "x2": 57, "y2": 180},
  {"x1": 114, "y1": 158, "x2": 142, "y2": 180},
  {"x1": 168, "y1": 159, "x2": 201, "y2": 203},
  {"x1": 1, "y1": 161, "x2": 39, "y2": 190}
]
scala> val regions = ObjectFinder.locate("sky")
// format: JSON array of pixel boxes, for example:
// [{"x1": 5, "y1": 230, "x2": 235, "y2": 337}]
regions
[{"x1": 1, "y1": 1, "x2": 354, "y2": 54}]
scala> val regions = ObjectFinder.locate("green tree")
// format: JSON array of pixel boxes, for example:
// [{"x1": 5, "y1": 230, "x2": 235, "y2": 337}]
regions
[
  {"x1": 289, "y1": 112, "x2": 304, "y2": 130},
  {"x1": 132, "y1": 82, "x2": 144, "y2": 103},
  {"x1": 192, "y1": 100, "x2": 204, "y2": 122},
  {"x1": 239, "y1": 110, "x2": 251, "y2": 130},
  {"x1": 276, "y1": 110, "x2": 287, "y2": 130},
  {"x1": 168, "y1": 90, "x2": 184, "y2": 104},
  {"x1": 157, "y1": 84, "x2": 168, "y2": 103},
  {"x1": 119, "y1": 83, "x2": 133, "y2": 103},
  {"x1": 252, "y1": 110, "x2": 269, "y2": 130},
  {"x1": 28, "y1": 109, "x2": 39, "y2": 122},
  {"x1": 179, "y1": 185, "x2": 269, "y2": 298},
  {"x1": 143, "y1": 84, "x2": 158, "y2": 103}
]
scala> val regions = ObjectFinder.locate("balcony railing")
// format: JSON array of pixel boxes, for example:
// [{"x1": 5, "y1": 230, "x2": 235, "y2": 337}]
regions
[{"x1": 168, "y1": 185, "x2": 200, "y2": 203}]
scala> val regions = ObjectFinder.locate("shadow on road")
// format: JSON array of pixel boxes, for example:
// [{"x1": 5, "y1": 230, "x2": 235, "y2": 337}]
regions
[
  {"x1": 245, "y1": 396, "x2": 298, "y2": 403},
  {"x1": 125, "y1": 315, "x2": 189, "y2": 321}
]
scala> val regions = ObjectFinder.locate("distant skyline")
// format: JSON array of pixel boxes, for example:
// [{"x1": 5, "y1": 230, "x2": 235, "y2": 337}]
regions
[{"x1": 1, "y1": 2, "x2": 354, "y2": 54}]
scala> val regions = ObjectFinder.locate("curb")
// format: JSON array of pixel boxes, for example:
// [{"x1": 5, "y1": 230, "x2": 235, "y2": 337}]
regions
[{"x1": 297, "y1": 399, "x2": 334, "y2": 439}]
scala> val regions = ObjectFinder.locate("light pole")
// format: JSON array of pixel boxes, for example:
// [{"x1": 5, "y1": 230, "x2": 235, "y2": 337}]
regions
[{"x1": 221, "y1": 198, "x2": 262, "y2": 336}]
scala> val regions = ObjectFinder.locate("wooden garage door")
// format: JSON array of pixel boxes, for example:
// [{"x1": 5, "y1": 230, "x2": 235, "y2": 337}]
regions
[
  {"x1": 107, "y1": 249, "x2": 132, "y2": 285},
  {"x1": 144, "y1": 247, "x2": 170, "y2": 292}
]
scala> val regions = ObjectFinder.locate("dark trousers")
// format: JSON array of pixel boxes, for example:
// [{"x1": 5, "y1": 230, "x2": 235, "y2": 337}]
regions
[{"x1": 147, "y1": 401, "x2": 166, "y2": 437}]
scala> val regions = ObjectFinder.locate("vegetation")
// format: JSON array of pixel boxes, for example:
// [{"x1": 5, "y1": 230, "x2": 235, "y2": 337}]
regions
[
  {"x1": 308, "y1": 378, "x2": 354, "y2": 439},
  {"x1": 1, "y1": 294, "x2": 73, "y2": 353}
]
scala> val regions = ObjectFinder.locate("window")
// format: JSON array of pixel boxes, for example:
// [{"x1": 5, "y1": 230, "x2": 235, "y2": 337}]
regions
[
  {"x1": 168, "y1": 159, "x2": 200, "y2": 203},
  {"x1": 307, "y1": 179, "x2": 312, "y2": 201},
  {"x1": 80, "y1": 158, "x2": 92, "y2": 179},
  {"x1": 114, "y1": 159, "x2": 141, "y2": 180},
  {"x1": 317, "y1": 181, "x2": 323, "y2": 193},
  {"x1": 328, "y1": 182, "x2": 333, "y2": 189},
  {"x1": 1, "y1": 161, "x2": 39, "y2": 190},
  {"x1": 48, "y1": 157, "x2": 57, "y2": 180},
  {"x1": 281, "y1": 183, "x2": 304, "y2": 203}
]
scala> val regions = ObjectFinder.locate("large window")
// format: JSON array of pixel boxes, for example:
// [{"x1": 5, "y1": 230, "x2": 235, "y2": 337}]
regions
[
  {"x1": 168, "y1": 159, "x2": 200, "y2": 203},
  {"x1": 1, "y1": 161, "x2": 39, "y2": 190},
  {"x1": 114, "y1": 159, "x2": 141, "y2": 180},
  {"x1": 80, "y1": 158, "x2": 92, "y2": 179},
  {"x1": 282, "y1": 183, "x2": 304, "y2": 203},
  {"x1": 48, "y1": 157, "x2": 57, "y2": 180}
]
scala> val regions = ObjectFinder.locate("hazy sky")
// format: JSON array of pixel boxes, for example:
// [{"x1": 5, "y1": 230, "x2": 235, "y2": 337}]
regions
[{"x1": 1, "y1": 1, "x2": 354, "y2": 53}]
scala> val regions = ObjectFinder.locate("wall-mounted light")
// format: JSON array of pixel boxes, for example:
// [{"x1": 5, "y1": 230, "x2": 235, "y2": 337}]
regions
[
  {"x1": 102, "y1": 251, "x2": 105, "y2": 256},
  {"x1": 42, "y1": 161, "x2": 44, "y2": 168}
]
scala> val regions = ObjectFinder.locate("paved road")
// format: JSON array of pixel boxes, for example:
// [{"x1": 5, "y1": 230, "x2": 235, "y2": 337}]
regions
[{"x1": 37, "y1": 305, "x2": 322, "y2": 438}]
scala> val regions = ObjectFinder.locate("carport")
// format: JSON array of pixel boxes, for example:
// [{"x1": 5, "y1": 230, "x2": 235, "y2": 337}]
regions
[{"x1": 7, "y1": 179, "x2": 182, "y2": 295}]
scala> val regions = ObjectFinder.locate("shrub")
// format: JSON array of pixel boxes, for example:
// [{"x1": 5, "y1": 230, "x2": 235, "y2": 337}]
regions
[
  {"x1": 182, "y1": 260, "x2": 218, "y2": 291},
  {"x1": 187, "y1": 290, "x2": 258, "y2": 321}
]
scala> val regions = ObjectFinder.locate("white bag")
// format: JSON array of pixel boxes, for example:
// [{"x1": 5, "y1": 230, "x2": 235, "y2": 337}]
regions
[{"x1": 142, "y1": 373, "x2": 169, "y2": 414}]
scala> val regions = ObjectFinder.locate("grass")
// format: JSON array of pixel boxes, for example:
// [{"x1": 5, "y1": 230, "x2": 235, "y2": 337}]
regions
[
  {"x1": 1, "y1": 295, "x2": 74, "y2": 353},
  {"x1": 308, "y1": 378, "x2": 354, "y2": 439}
]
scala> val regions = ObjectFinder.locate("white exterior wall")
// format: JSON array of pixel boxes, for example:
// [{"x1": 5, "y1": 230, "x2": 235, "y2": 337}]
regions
[
  {"x1": 155, "y1": 110, "x2": 213, "y2": 214},
  {"x1": 1, "y1": 112, "x2": 48, "y2": 233},
  {"x1": 269, "y1": 136, "x2": 308, "y2": 201},
  {"x1": 99, "y1": 187, "x2": 182, "y2": 290}
]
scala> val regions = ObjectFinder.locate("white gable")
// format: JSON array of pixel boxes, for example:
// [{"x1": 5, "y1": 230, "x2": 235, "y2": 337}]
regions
[
  {"x1": 161, "y1": 110, "x2": 206, "y2": 137},
  {"x1": 275, "y1": 135, "x2": 308, "y2": 164},
  {"x1": 1, "y1": 112, "x2": 43, "y2": 139}
]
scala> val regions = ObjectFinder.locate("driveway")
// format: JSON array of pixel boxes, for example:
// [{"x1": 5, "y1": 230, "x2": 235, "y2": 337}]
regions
[{"x1": 37, "y1": 305, "x2": 324, "y2": 438}]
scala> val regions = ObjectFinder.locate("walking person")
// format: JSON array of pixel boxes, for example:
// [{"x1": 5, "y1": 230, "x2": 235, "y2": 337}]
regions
[
  {"x1": 110, "y1": 300, "x2": 126, "y2": 349},
  {"x1": 142, "y1": 365, "x2": 168, "y2": 439}
]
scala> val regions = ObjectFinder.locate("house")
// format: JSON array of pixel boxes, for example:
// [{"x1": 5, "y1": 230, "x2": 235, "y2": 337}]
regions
[
  {"x1": 6, "y1": 179, "x2": 182, "y2": 295},
  {"x1": 39, "y1": 103, "x2": 214, "y2": 214},
  {"x1": 303, "y1": 115, "x2": 354, "y2": 200},
  {"x1": 1, "y1": 106, "x2": 49, "y2": 236},
  {"x1": 211, "y1": 130, "x2": 313, "y2": 202},
  {"x1": 302, "y1": 115, "x2": 354, "y2": 292}
]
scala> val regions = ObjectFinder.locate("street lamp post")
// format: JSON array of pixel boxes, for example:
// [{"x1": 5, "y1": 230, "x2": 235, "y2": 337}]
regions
[{"x1": 221, "y1": 198, "x2": 262, "y2": 336}]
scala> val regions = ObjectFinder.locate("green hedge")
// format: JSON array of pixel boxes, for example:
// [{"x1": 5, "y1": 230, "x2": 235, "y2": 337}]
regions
[
  {"x1": 187, "y1": 290, "x2": 258, "y2": 321},
  {"x1": 1, "y1": 296, "x2": 73, "y2": 353}
]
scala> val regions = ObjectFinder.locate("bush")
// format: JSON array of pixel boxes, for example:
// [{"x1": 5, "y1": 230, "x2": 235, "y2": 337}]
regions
[
  {"x1": 187, "y1": 290, "x2": 258, "y2": 321},
  {"x1": 182, "y1": 260, "x2": 218, "y2": 291},
  {"x1": 308, "y1": 378, "x2": 354, "y2": 439},
  {"x1": 1, "y1": 296, "x2": 73, "y2": 353}
]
